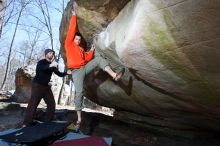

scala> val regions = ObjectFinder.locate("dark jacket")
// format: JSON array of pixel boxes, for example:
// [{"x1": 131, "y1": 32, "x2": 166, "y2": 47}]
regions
[{"x1": 33, "y1": 59, "x2": 66, "y2": 86}]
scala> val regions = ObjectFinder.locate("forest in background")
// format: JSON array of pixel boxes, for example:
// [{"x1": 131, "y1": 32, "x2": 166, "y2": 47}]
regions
[{"x1": 0, "y1": 0, "x2": 68, "y2": 91}]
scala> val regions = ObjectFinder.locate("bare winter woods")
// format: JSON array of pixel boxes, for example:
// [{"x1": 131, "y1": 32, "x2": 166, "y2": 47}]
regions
[{"x1": 0, "y1": 0, "x2": 67, "y2": 91}]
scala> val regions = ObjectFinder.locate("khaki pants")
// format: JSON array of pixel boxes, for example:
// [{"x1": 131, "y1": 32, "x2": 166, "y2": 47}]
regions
[{"x1": 72, "y1": 51, "x2": 108, "y2": 110}]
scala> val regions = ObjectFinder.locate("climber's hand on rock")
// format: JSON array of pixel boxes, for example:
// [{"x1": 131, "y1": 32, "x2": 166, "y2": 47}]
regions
[
  {"x1": 72, "y1": 10, "x2": 76, "y2": 16},
  {"x1": 91, "y1": 44, "x2": 95, "y2": 51}
]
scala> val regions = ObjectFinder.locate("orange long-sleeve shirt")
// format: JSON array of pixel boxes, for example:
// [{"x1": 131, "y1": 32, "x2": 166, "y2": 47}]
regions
[{"x1": 65, "y1": 15, "x2": 94, "y2": 69}]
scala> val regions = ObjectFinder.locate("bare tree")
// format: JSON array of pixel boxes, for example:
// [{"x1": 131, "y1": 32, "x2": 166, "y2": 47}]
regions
[
  {"x1": 55, "y1": 0, "x2": 67, "y2": 104},
  {"x1": 1, "y1": 0, "x2": 31, "y2": 90},
  {"x1": 15, "y1": 40, "x2": 30, "y2": 67},
  {"x1": 0, "y1": 0, "x2": 6, "y2": 38},
  {"x1": 1, "y1": 0, "x2": 18, "y2": 37},
  {"x1": 53, "y1": 0, "x2": 65, "y2": 15},
  {"x1": 0, "y1": 52, "x2": 4, "y2": 57},
  {"x1": 31, "y1": 0, "x2": 54, "y2": 51},
  {"x1": 23, "y1": 27, "x2": 42, "y2": 65},
  {"x1": 7, "y1": 52, "x2": 19, "y2": 90},
  {"x1": 55, "y1": 0, "x2": 65, "y2": 61}
]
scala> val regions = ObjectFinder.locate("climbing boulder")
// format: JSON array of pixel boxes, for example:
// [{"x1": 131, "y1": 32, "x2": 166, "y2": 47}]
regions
[
  {"x1": 13, "y1": 65, "x2": 64, "y2": 104},
  {"x1": 60, "y1": 0, "x2": 220, "y2": 137}
]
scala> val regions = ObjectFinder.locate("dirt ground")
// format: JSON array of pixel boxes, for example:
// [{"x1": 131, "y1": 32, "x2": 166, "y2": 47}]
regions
[{"x1": 0, "y1": 95, "x2": 220, "y2": 146}]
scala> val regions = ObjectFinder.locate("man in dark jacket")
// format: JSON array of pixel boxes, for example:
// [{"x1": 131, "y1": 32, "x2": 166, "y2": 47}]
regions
[{"x1": 23, "y1": 49, "x2": 68, "y2": 126}]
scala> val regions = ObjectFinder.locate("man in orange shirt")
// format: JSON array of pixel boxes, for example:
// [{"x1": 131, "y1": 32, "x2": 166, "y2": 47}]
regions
[{"x1": 65, "y1": 10, "x2": 125, "y2": 131}]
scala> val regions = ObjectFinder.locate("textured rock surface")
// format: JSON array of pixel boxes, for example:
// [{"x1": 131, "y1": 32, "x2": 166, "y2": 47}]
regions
[
  {"x1": 13, "y1": 66, "x2": 66, "y2": 104},
  {"x1": 14, "y1": 66, "x2": 34, "y2": 103},
  {"x1": 59, "y1": 0, "x2": 130, "y2": 62},
  {"x1": 0, "y1": 102, "x2": 25, "y2": 130},
  {"x1": 60, "y1": 0, "x2": 220, "y2": 137}
]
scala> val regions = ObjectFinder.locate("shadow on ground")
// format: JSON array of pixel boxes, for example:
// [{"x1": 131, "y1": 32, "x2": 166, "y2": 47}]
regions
[{"x1": 1, "y1": 101, "x2": 220, "y2": 146}]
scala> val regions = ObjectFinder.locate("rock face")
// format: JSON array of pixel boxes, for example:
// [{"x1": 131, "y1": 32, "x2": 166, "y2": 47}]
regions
[
  {"x1": 13, "y1": 65, "x2": 68, "y2": 104},
  {"x1": 14, "y1": 67, "x2": 34, "y2": 103},
  {"x1": 60, "y1": 0, "x2": 220, "y2": 137},
  {"x1": 0, "y1": 102, "x2": 25, "y2": 130},
  {"x1": 59, "y1": 0, "x2": 130, "y2": 62}
]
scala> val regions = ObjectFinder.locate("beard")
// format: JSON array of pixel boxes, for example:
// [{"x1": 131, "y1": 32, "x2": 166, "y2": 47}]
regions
[{"x1": 46, "y1": 55, "x2": 54, "y2": 61}]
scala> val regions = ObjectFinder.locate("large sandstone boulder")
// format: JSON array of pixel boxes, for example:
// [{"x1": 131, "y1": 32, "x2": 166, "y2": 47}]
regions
[
  {"x1": 60, "y1": 0, "x2": 220, "y2": 137},
  {"x1": 59, "y1": 0, "x2": 130, "y2": 62},
  {"x1": 14, "y1": 66, "x2": 35, "y2": 103},
  {"x1": 13, "y1": 65, "x2": 68, "y2": 104}
]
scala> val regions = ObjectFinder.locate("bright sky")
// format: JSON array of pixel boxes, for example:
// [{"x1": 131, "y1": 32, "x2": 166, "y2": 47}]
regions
[{"x1": 0, "y1": 0, "x2": 69, "y2": 68}]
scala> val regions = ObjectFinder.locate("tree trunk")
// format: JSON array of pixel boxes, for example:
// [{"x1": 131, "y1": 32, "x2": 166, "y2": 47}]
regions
[
  {"x1": 0, "y1": 4, "x2": 24, "y2": 90},
  {"x1": 27, "y1": 45, "x2": 34, "y2": 65},
  {"x1": 0, "y1": 0, "x2": 5, "y2": 38},
  {"x1": 67, "y1": 80, "x2": 74, "y2": 106},
  {"x1": 57, "y1": 76, "x2": 66, "y2": 104},
  {"x1": 37, "y1": 0, "x2": 54, "y2": 51},
  {"x1": 55, "y1": 0, "x2": 66, "y2": 100}
]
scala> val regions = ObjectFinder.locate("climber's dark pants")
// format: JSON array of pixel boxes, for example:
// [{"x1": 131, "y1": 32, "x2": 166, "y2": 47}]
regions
[{"x1": 23, "y1": 82, "x2": 55, "y2": 126}]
